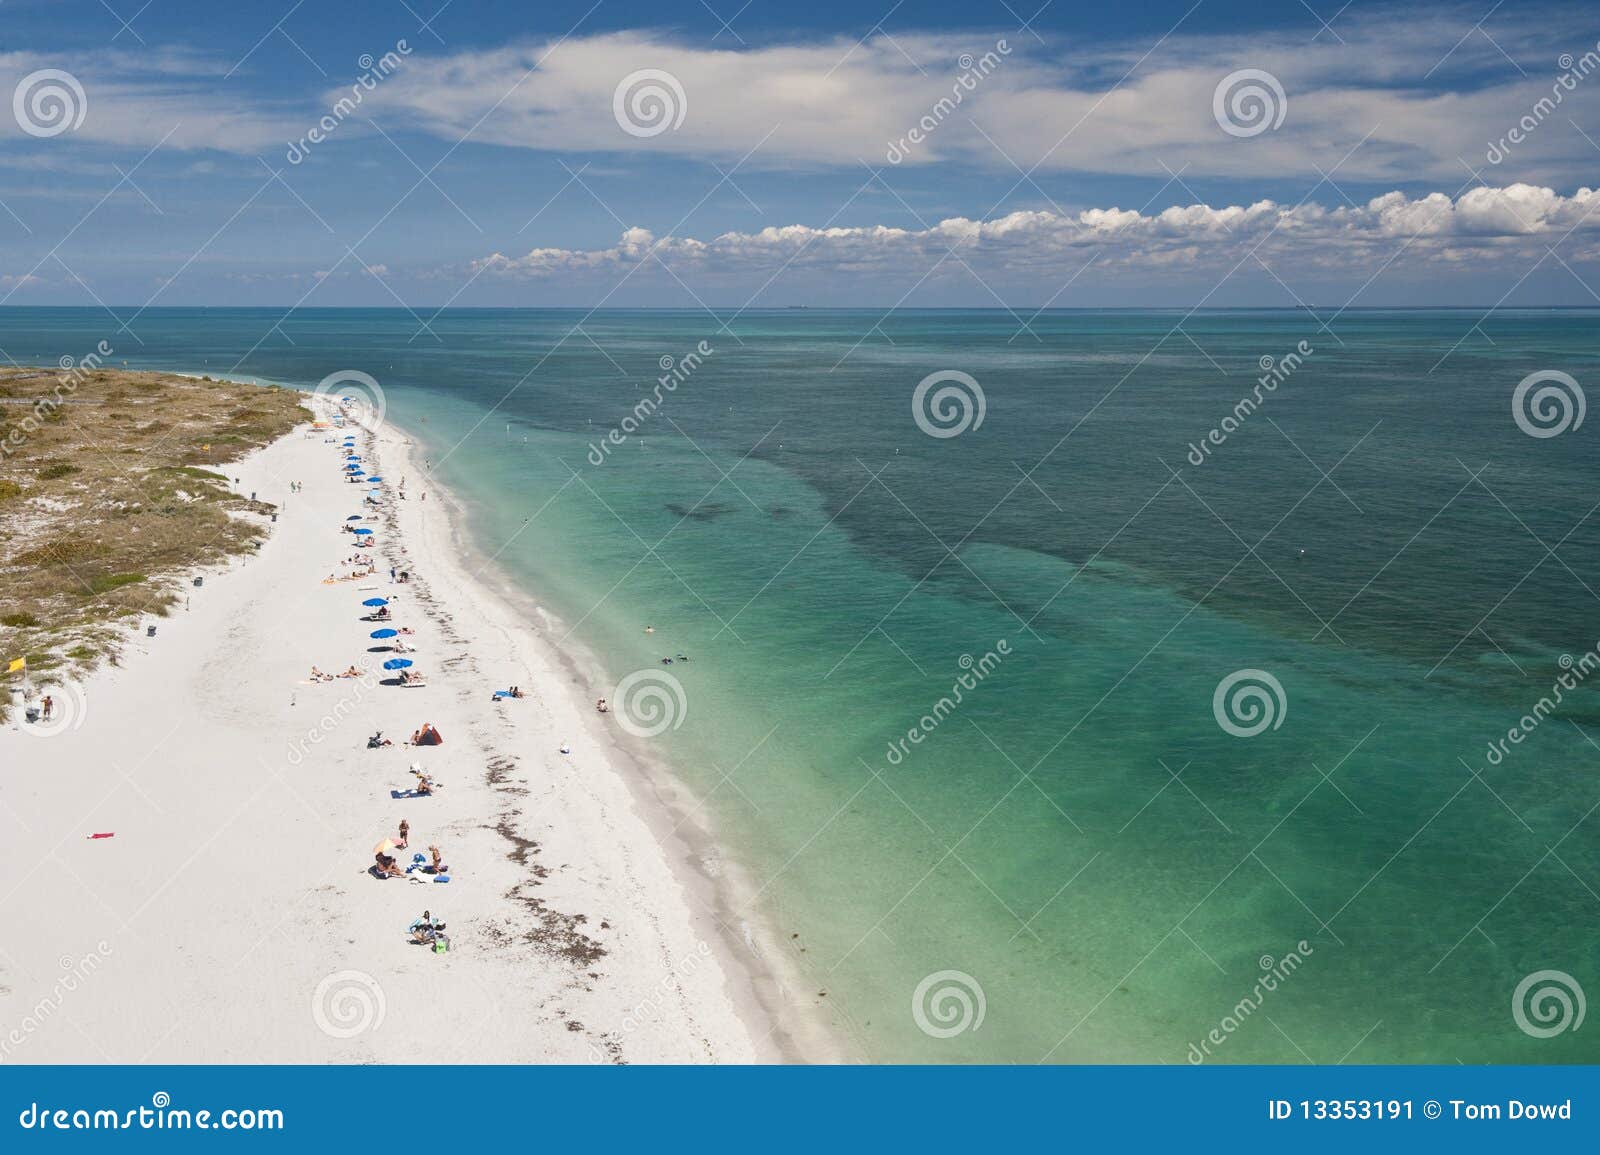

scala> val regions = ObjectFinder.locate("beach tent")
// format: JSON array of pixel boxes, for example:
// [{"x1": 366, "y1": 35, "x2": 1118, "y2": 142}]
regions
[
  {"x1": 362, "y1": 597, "x2": 388, "y2": 607},
  {"x1": 383, "y1": 658, "x2": 413, "y2": 670},
  {"x1": 414, "y1": 727, "x2": 443, "y2": 746}
]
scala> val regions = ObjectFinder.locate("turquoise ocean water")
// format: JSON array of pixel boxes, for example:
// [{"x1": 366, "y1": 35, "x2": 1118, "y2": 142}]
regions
[{"x1": 5, "y1": 307, "x2": 1598, "y2": 1063}]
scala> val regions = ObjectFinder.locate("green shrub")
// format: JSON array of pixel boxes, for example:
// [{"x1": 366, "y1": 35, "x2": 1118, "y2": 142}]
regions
[{"x1": 86, "y1": 572, "x2": 145, "y2": 595}]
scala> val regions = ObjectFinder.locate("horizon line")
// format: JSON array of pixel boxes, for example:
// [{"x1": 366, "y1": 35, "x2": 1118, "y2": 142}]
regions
[{"x1": 2, "y1": 304, "x2": 1599, "y2": 313}]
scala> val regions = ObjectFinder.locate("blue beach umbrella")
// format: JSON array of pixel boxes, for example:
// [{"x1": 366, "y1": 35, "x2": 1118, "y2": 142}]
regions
[
  {"x1": 365, "y1": 476, "x2": 383, "y2": 483},
  {"x1": 383, "y1": 658, "x2": 413, "y2": 670},
  {"x1": 352, "y1": 527, "x2": 373, "y2": 535},
  {"x1": 370, "y1": 628, "x2": 398, "y2": 639},
  {"x1": 346, "y1": 515, "x2": 362, "y2": 521},
  {"x1": 361, "y1": 597, "x2": 388, "y2": 607}
]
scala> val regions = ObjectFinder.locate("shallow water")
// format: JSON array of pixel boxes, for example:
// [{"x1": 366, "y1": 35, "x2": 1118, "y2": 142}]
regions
[{"x1": 5, "y1": 306, "x2": 1598, "y2": 1062}]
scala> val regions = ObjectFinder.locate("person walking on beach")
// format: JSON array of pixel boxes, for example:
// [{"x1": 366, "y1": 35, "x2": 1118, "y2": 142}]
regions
[
  {"x1": 41, "y1": 695, "x2": 53, "y2": 720},
  {"x1": 390, "y1": 566, "x2": 396, "y2": 583}
]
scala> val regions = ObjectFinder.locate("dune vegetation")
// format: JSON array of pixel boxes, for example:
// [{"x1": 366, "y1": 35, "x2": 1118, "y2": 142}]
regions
[{"x1": 0, "y1": 365, "x2": 306, "y2": 714}]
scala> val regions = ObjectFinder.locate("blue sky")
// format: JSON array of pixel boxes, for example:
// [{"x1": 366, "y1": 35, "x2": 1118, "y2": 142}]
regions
[{"x1": 1, "y1": 0, "x2": 1598, "y2": 307}]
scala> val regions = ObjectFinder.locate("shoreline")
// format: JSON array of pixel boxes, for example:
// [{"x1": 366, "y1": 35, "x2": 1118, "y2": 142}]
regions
[
  {"x1": 175, "y1": 366, "x2": 847, "y2": 1060},
  {"x1": 381, "y1": 413, "x2": 849, "y2": 1063},
  {"x1": 0, "y1": 381, "x2": 834, "y2": 1063}
]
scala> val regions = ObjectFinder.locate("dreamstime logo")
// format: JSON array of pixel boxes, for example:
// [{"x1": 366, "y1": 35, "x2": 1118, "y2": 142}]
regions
[
  {"x1": 2, "y1": 340, "x2": 112, "y2": 460},
  {"x1": 911, "y1": 970, "x2": 985, "y2": 1038},
  {"x1": 1186, "y1": 340, "x2": 1313, "y2": 465},
  {"x1": 0, "y1": 942, "x2": 112, "y2": 1063},
  {"x1": 286, "y1": 41, "x2": 411, "y2": 164},
  {"x1": 13, "y1": 69, "x2": 88, "y2": 138},
  {"x1": 1512, "y1": 370, "x2": 1585, "y2": 438},
  {"x1": 1212, "y1": 669, "x2": 1287, "y2": 737},
  {"x1": 912, "y1": 370, "x2": 986, "y2": 438},
  {"x1": 1212, "y1": 69, "x2": 1287, "y2": 138},
  {"x1": 1188, "y1": 940, "x2": 1314, "y2": 1062},
  {"x1": 885, "y1": 39, "x2": 1011, "y2": 163},
  {"x1": 20, "y1": 681, "x2": 88, "y2": 739},
  {"x1": 1487, "y1": 42, "x2": 1600, "y2": 164},
  {"x1": 884, "y1": 640, "x2": 1011, "y2": 766},
  {"x1": 312, "y1": 370, "x2": 387, "y2": 432},
  {"x1": 586, "y1": 340, "x2": 714, "y2": 465},
  {"x1": 587, "y1": 941, "x2": 714, "y2": 1062},
  {"x1": 1480, "y1": 644, "x2": 1600, "y2": 768},
  {"x1": 612, "y1": 669, "x2": 688, "y2": 738},
  {"x1": 286, "y1": 672, "x2": 380, "y2": 765},
  {"x1": 311, "y1": 970, "x2": 386, "y2": 1038},
  {"x1": 613, "y1": 69, "x2": 687, "y2": 138},
  {"x1": 1512, "y1": 969, "x2": 1586, "y2": 1038}
]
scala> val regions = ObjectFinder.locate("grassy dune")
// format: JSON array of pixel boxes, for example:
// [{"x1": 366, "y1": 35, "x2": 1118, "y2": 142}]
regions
[{"x1": 0, "y1": 365, "x2": 306, "y2": 711}]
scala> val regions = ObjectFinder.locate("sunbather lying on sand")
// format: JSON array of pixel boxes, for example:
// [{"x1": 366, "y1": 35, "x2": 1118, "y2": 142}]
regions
[
  {"x1": 310, "y1": 666, "x2": 334, "y2": 682},
  {"x1": 338, "y1": 665, "x2": 361, "y2": 678},
  {"x1": 374, "y1": 853, "x2": 404, "y2": 879}
]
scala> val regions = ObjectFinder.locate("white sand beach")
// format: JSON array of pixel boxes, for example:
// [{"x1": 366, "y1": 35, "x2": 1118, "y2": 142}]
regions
[{"x1": 0, "y1": 398, "x2": 812, "y2": 1064}]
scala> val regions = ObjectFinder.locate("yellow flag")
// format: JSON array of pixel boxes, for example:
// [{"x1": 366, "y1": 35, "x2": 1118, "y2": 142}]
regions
[{"x1": 7, "y1": 658, "x2": 24, "y2": 673}]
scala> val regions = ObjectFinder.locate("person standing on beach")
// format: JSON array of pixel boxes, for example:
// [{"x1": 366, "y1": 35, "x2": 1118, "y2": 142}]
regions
[
  {"x1": 41, "y1": 695, "x2": 53, "y2": 720},
  {"x1": 390, "y1": 566, "x2": 397, "y2": 583}
]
